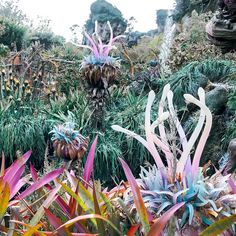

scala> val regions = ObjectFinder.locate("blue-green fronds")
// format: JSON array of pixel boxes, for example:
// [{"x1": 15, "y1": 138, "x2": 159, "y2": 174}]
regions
[{"x1": 50, "y1": 122, "x2": 85, "y2": 145}]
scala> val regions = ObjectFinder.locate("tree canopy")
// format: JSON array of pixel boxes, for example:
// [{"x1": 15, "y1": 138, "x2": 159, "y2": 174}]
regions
[{"x1": 85, "y1": 0, "x2": 127, "y2": 34}]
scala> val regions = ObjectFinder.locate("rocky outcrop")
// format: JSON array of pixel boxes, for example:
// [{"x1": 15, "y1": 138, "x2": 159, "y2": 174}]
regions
[{"x1": 206, "y1": 0, "x2": 236, "y2": 51}]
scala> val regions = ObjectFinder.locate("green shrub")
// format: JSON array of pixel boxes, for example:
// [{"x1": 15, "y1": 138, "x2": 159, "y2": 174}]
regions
[
  {"x1": 30, "y1": 31, "x2": 65, "y2": 49},
  {"x1": 0, "y1": 101, "x2": 54, "y2": 167},
  {"x1": 0, "y1": 43, "x2": 9, "y2": 56},
  {"x1": 163, "y1": 60, "x2": 236, "y2": 107},
  {"x1": 0, "y1": 18, "x2": 27, "y2": 50},
  {"x1": 223, "y1": 90, "x2": 236, "y2": 147}
]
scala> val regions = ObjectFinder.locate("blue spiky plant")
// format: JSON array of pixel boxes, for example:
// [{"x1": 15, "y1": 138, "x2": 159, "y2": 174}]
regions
[
  {"x1": 112, "y1": 84, "x2": 236, "y2": 235},
  {"x1": 50, "y1": 122, "x2": 88, "y2": 161}
]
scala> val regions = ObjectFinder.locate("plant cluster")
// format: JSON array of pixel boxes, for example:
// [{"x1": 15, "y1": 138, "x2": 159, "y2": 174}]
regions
[
  {"x1": 125, "y1": 35, "x2": 163, "y2": 64},
  {"x1": 163, "y1": 59, "x2": 236, "y2": 107},
  {"x1": 0, "y1": 84, "x2": 236, "y2": 235},
  {"x1": 113, "y1": 84, "x2": 236, "y2": 235}
]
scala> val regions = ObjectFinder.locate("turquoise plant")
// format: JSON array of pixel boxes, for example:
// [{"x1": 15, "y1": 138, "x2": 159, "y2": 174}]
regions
[
  {"x1": 50, "y1": 122, "x2": 88, "y2": 160},
  {"x1": 113, "y1": 84, "x2": 236, "y2": 234}
]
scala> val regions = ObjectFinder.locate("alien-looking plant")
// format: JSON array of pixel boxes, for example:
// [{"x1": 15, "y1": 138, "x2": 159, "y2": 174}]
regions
[
  {"x1": 75, "y1": 21, "x2": 125, "y2": 128},
  {"x1": 50, "y1": 122, "x2": 88, "y2": 161},
  {"x1": 112, "y1": 84, "x2": 236, "y2": 234}
]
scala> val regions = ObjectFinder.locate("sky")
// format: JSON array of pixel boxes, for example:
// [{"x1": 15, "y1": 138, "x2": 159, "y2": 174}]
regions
[{"x1": 17, "y1": 0, "x2": 175, "y2": 41}]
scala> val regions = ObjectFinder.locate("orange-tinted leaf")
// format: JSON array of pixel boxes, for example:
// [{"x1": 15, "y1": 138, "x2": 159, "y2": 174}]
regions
[
  {"x1": 0, "y1": 183, "x2": 10, "y2": 221},
  {"x1": 0, "y1": 152, "x2": 5, "y2": 177},
  {"x1": 127, "y1": 224, "x2": 140, "y2": 236},
  {"x1": 57, "y1": 214, "x2": 122, "y2": 235},
  {"x1": 119, "y1": 158, "x2": 150, "y2": 233},
  {"x1": 147, "y1": 202, "x2": 184, "y2": 236},
  {"x1": 23, "y1": 223, "x2": 44, "y2": 236},
  {"x1": 92, "y1": 179, "x2": 106, "y2": 235}
]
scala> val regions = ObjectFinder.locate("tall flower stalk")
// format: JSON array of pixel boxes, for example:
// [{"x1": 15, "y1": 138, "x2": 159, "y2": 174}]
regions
[{"x1": 74, "y1": 21, "x2": 125, "y2": 128}]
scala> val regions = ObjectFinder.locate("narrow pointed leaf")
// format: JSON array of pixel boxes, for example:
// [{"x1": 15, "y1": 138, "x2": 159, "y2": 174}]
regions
[
  {"x1": 83, "y1": 135, "x2": 98, "y2": 189},
  {"x1": 4, "y1": 150, "x2": 31, "y2": 184},
  {"x1": 8, "y1": 165, "x2": 25, "y2": 198},
  {"x1": 44, "y1": 208, "x2": 71, "y2": 236},
  {"x1": 58, "y1": 180, "x2": 90, "y2": 213},
  {"x1": 58, "y1": 179, "x2": 98, "y2": 227},
  {"x1": 17, "y1": 167, "x2": 64, "y2": 199},
  {"x1": 127, "y1": 224, "x2": 140, "y2": 236},
  {"x1": 119, "y1": 158, "x2": 150, "y2": 234},
  {"x1": 92, "y1": 179, "x2": 106, "y2": 235},
  {"x1": 30, "y1": 163, "x2": 39, "y2": 182},
  {"x1": 147, "y1": 202, "x2": 184, "y2": 236},
  {"x1": 23, "y1": 223, "x2": 44, "y2": 236},
  {"x1": 71, "y1": 182, "x2": 79, "y2": 217},
  {"x1": 29, "y1": 185, "x2": 61, "y2": 226},
  {"x1": 43, "y1": 180, "x2": 71, "y2": 217},
  {"x1": 200, "y1": 214, "x2": 236, "y2": 236},
  {"x1": 57, "y1": 214, "x2": 122, "y2": 235},
  {"x1": 0, "y1": 152, "x2": 5, "y2": 177},
  {"x1": 0, "y1": 183, "x2": 10, "y2": 221},
  {"x1": 10, "y1": 175, "x2": 30, "y2": 199}
]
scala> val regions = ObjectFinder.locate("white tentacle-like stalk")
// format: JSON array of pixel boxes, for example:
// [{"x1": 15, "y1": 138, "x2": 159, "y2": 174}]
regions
[
  {"x1": 191, "y1": 88, "x2": 212, "y2": 177},
  {"x1": 157, "y1": 84, "x2": 174, "y2": 173},
  {"x1": 176, "y1": 88, "x2": 206, "y2": 176}
]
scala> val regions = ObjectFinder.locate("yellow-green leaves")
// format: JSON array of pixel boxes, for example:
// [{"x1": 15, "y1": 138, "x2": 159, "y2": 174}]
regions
[
  {"x1": 0, "y1": 180, "x2": 10, "y2": 222},
  {"x1": 200, "y1": 215, "x2": 236, "y2": 236}
]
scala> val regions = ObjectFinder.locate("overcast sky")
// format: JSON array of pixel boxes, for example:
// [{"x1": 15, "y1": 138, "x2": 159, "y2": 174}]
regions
[{"x1": 17, "y1": 0, "x2": 175, "y2": 40}]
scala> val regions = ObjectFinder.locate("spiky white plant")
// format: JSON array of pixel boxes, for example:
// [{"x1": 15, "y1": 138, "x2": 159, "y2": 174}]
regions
[{"x1": 112, "y1": 84, "x2": 236, "y2": 233}]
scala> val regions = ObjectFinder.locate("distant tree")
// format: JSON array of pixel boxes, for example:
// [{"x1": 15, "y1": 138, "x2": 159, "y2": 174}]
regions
[
  {"x1": 156, "y1": 9, "x2": 168, "y2": 32},
  {"x1": 29, "y1": 16, "x2": 65, "y2": 49},
  {"x1": 85, "y1": 0, "x2": 127, "y2": 38},
  {"x1": 173, "y1": 0, "x2": 218, "y2": 22},
  {"x1": 126, "y1": 16, "x2": 137, "y2": 34},
  {"x1": 0, "y1": 18, "x2": 26, "y2": 50},
  {"x1": 0, "y1": 0, "x2": 29, "y2": 25},
  {"x1": 0, "y1": 0, "x2": 65, "y2": 50},
  {"x1": 30, "y1": 31, "x2": 65, "y2": 49}
]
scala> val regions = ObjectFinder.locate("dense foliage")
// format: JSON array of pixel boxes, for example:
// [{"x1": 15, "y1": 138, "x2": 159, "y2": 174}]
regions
[
  {"x1": 172, "y1": 0, "x2": 218, "y2": 22},
  {"x1": 0, "y1": 18, "x2": 27, "y2": 50}
]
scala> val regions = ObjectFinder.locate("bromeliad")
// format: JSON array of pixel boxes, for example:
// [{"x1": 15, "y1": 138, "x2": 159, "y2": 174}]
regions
[
  {"x1": 112, "y1": 84, "x2": 236, "y2": 234},
  {"x1": 50, "y1": 122, "x2": 88, "y2": 161}
]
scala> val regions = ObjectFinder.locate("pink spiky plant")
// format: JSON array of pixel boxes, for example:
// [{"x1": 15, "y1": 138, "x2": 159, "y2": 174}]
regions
[{"x1": 74, "y1": 21, "x2": 125, "y2": 126}]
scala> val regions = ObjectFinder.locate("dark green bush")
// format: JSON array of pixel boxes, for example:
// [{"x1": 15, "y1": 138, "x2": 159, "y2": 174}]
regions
[
  {"x1": 30, "y1": 31, "x2": 65, "y2": 49},
  {"x1": 0, "y1": 18, "x2": 27, "y2": 50}
]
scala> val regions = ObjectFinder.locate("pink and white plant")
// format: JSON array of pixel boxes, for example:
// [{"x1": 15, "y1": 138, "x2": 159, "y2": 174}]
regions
[
  {"x1": 74, "y1": 21, "x2": 125, "y2": 65},
  {"x1": 112, "y1": 84, "x2": 236, "y2": 233}
]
